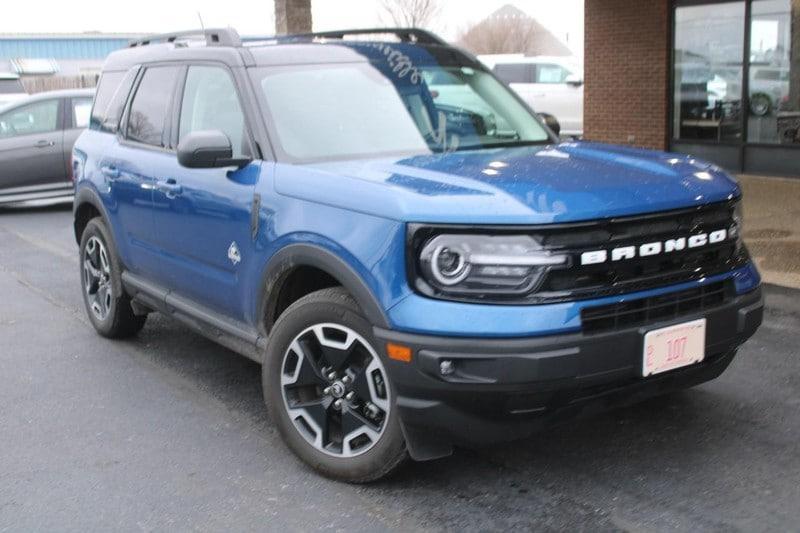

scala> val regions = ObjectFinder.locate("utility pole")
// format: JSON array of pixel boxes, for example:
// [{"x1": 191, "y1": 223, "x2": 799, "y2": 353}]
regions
[{"x1": 275, "y1": 0, "x2": 313, "y2": 34}]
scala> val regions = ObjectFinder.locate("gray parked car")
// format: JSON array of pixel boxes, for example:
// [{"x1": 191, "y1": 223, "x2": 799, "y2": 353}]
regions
[{"x1": 0, "y1": 88, "x2": 94, "y2": 206}]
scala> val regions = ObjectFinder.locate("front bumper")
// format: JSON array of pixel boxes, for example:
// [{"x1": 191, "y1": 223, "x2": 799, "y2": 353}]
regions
[{"x1": 374, "y1": 286, "x2": 763, "y2": 460}]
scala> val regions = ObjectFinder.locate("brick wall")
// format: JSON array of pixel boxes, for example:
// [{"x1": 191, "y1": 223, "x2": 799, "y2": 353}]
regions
[{"x1": 584, "y1": 0, "x2": 671, "y2": 150}]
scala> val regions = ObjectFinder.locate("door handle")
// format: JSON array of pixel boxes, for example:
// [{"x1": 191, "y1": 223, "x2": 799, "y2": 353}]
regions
[
  {"x1": 34, "y1": 139, "x2": 54, "y2": 148},
  {"x1": 100, "y1": 166, "x2": 120, "y2": 180},
  {"x1": 156, "y1": 178, "x2": 183, "y2": 198}
]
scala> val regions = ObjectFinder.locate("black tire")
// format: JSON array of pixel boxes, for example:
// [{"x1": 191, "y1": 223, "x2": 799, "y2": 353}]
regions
[
  {"x1": 263, "y1": 287, "x2": 407, "y2": 483},
  {"x1": 79, "y1": 217, "x2": 146, "y2": 338}
]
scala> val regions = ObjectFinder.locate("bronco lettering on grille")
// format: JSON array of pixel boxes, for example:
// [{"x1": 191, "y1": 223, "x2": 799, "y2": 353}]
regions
[{"x1": 580, "y1": 229, "x2": 728, "y2": 266}]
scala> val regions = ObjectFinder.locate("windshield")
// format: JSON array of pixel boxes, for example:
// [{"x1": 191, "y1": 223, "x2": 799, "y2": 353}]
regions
[{"x1": 251, "y1": 55, "x2": 550, "y2": 162}]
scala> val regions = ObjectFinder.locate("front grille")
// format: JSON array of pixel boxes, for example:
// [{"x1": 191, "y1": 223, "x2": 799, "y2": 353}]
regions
[
  {"x1": 580, "y1": 281, "x2": 730, "y2": 334},
  {"x1": 533, "y1": 201, "x2": 746, "y2": 302},
  {"x1": 409, "y1": 200, "x2": 747, "y2": 304}
]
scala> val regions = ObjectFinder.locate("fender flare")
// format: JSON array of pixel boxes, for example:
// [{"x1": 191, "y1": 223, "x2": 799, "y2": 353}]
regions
[
  {"x1": 72, "y1": 185, "x2": 111, "y2": 244},
  {"x1": 258, "y1": 243, "x2": 390, "y2": 331}
]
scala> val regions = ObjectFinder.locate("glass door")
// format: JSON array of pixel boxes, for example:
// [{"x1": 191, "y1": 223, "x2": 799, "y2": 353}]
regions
[
  {"x1": 673, "y1": 2, "x2": 746, "y2": 144},
  {"x1": 747, "y1": 0, "x2": 800, "y2": 146}
]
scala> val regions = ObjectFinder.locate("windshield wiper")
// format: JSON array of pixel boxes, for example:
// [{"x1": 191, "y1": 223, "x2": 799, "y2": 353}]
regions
[{"x1": 452, "y1": 139, "x2": 553, "y2": 152}]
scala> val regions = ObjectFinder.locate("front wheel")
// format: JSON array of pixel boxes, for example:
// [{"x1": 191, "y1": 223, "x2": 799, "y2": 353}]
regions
[{"x1": 263, "y1": 288, "x2": 407, "y2": 482}]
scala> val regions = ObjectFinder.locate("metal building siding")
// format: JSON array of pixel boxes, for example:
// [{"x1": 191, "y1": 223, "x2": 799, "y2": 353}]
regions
[{"x1": 0, "y1": 38, "x2": 129, "y2": 59}]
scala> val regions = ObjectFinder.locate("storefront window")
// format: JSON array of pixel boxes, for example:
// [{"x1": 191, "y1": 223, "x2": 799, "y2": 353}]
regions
[
  {"x1": 673, "y1": 2, "x2": 746, "y2": 142},
  {"x1": 748, "y1": 0, "x2": 800, "y2": 144}
]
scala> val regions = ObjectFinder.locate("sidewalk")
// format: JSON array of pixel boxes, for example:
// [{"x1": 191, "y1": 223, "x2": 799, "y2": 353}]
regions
[{"x1": 739, "y1": 175, "x2": 800, "y2": 289}]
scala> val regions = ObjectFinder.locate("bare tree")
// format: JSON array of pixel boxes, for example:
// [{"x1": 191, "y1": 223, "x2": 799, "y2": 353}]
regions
[
  {"x1": 457, "y1": 6, "x2": 571, "y2": 56},
  {"x1": 379, "y1": 0, "x2": 441, "y2": 28}
]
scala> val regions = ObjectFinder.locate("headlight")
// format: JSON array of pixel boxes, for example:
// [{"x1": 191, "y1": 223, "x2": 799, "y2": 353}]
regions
[
  {"x1": 71, "y1": 149, "x2": 86, "y2": 183},
  {"x1": 417, "y1": 233, "x2": 568, "y2": 297},
  {"x1": 731, "y1": 201, "x2": 744, "y2": 238}
]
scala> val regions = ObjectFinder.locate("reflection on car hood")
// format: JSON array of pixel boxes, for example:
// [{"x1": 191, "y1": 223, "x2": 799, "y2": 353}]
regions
[{"x1": 274, "y1": 142, "x2": 741, "y2": 224}]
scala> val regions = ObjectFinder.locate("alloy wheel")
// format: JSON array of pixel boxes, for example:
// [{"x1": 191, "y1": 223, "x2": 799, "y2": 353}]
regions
[
  {"x1": 280, "y1": 323, "x2": 391, "y2": 458},
  {"x1": 83, "y1": 236, "x2": 113, "y2": 321}
]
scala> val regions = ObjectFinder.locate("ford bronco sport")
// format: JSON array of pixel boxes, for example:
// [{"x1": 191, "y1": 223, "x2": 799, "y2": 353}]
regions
[{"x1": 72, "y1": 28, "x2": 763, "y2": 482}]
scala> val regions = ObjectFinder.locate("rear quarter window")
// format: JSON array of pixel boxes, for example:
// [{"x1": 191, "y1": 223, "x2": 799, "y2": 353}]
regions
[{"x1": 90, "y1": 68, "x2": 137, "y2": 133}]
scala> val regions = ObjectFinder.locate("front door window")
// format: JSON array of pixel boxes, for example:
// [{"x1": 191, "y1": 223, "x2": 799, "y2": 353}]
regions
[{"x1": 0, "y1": 99, "x2": 59, "y2": 138}]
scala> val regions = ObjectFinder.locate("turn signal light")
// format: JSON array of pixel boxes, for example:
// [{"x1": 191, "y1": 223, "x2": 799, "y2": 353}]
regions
[{"x1": 386, "y1": 343, "x2": 412, "y2": 363}]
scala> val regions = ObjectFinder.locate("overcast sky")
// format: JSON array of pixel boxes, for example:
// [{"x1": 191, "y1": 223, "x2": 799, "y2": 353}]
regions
[{"x1": 0, "y1": 0, "x2": 583, "y2": 56}]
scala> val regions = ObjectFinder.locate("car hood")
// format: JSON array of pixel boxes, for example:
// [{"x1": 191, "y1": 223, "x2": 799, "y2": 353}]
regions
[{"x1": 274, "y1": 142, "x2": 741, "y2": 224}]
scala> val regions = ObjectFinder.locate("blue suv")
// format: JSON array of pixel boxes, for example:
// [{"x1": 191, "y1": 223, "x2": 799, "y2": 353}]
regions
[{"x1": 72, "y1": 28, "x2": 763, "y2": 482}]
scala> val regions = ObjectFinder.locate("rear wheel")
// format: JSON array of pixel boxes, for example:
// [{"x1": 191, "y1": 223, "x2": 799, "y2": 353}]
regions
[
  {"x1": 79, "y1": 218, "x2": 146, "y2": 338},
  {"x1": 263, "y1": 288, "x2": 406, "y2": 482}
]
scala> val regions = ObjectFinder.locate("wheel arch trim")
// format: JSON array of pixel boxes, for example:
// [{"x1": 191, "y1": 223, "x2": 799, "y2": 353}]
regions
[
  {"x1": 258, "y1": 243, "x2": 391, "y2": 332},
  {"x1": 73, "y1": 185, "x2": 111, "y2": 244}
]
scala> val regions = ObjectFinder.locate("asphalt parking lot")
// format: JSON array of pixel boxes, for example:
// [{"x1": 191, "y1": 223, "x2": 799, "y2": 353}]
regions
[{"x1": 1, "y1": 204, "x2": 799, "y2": 532}]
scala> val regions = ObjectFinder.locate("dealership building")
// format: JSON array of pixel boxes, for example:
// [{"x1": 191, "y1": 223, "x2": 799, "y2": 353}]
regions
[
  {"x1": 585, "y1": 0, "x2": 799, "y2": 176},
  {"x1": 0, "y1": 33, "x2": 140, "y2": 77}
]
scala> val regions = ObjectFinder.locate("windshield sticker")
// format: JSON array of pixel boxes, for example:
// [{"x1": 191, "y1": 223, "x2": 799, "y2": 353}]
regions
[{"x1": 368, "y1": 43, "x2": 422, "y2": 85}]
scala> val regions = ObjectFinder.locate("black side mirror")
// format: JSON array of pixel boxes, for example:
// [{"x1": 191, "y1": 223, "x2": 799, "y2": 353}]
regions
[
  {"x1": 565, "y1": 74, "x2": 584, "y2": 87},
  {"x1": 177, "y1": 130, "x2": 251, "y2": 169},
  {"x1": 538, "y1": 113, "x2": 561, "y2": 137}
]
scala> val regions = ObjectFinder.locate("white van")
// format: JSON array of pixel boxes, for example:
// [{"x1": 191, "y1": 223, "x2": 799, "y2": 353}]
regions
[{"x1": 479, "y1": 55, "x2": 584, "y2": 137}]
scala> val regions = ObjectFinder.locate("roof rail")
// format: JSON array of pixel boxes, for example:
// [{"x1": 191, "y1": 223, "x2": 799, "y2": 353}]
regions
[
  {"x1": 268, "y1": 28, "x2": 448, "y2": 46},
  {"x1": 129, "y1": 28, "x2": 242, "y2": 48}
]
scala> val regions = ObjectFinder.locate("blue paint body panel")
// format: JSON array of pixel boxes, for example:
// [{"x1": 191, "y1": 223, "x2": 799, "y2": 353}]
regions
[{"x1": 75, "y1": 126, "x2": 759, "y2": 338}]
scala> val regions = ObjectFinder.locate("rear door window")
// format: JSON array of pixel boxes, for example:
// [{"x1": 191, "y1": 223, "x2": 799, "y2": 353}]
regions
[
  {"x1": 90, "y1": 68, "x2": 137, "y2": 132},
  {"x1": 493, "y1": 63, "x2": 533, "y2": 84},
  {"x1": 126, "y1": 66, "x2": 181, "y2": 147}
]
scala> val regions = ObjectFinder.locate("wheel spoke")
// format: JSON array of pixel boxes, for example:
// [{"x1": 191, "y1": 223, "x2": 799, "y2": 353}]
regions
[
  {"x1": 82, "y1": 236, "x2": 113, "y2": 321},
  {"x1": 99, "y1": 247, "x2": 111, "y2": 276},
  {"x1": 280, "y1": 323, "x2": 391, "y2": 458},
  {"x1": 287, "y1": 400, "x2": 330, "y2": 451},
  {"x1": 282, "y1": 340, "x2": 325, "y2": 387},
  {"x1": 365, "y1": 357, "x2": 390, "y2": 414},
  {"x1": 349, "y1": 366, "x2": 373, "y2": 404},
  {"x1": 310, "y1": 325, "x2": 357, "y2": 371},
  {"x1": 84, "y1": 259, "x2": 101, "y2": 281},
  {"x1": 96, "y1": 284, "x2": 109, "y2": 315},
  {"x1": 342, "y1": 413, "x2": 381, "y2": 456}
]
